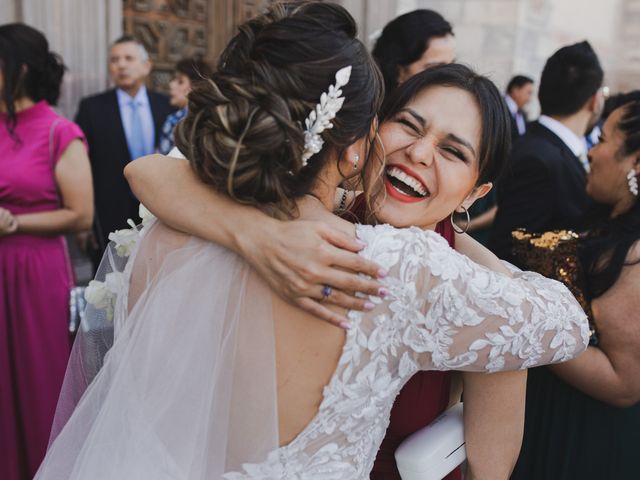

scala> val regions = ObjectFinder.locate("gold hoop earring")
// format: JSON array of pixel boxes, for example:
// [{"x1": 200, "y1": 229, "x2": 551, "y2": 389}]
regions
[{"x1": 450, "y1": 206, "x2": 470, "y2": 234}]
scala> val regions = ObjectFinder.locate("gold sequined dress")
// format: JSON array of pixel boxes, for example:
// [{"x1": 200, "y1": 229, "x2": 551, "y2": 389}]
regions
[{"x1": 510, "y1": 230, "x2": 640, "y2": 480}]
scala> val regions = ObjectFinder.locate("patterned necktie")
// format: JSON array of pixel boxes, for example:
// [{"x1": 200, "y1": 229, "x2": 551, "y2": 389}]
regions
[{"x1": 127, "y1": 99, "x2": 146, "y2": 161}]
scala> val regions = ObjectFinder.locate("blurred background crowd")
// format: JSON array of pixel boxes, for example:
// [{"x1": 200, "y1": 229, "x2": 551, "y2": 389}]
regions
[{"x1": 1, "y1": 1, "x2": 640, "y2": 480}]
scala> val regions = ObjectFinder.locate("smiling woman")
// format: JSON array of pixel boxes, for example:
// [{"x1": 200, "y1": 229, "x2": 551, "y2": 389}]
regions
[{"x1": 367, "y1": 66, "x2": 510, "y2": 231}]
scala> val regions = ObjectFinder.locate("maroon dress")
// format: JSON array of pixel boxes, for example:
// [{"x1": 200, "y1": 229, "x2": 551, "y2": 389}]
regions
[{"x1": 346, "y1": 196, "x2": 461, "y2": 480}]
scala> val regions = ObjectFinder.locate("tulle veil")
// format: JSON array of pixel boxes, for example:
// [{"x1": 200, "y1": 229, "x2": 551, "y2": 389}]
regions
[{"x1": 35, "y1": 218, "x2": 280, "y2": 479}]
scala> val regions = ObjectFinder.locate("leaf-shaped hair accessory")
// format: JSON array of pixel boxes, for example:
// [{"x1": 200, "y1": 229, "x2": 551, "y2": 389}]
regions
[{"x1": 301, "y1": 65, "x2": 352, "y2": 166}]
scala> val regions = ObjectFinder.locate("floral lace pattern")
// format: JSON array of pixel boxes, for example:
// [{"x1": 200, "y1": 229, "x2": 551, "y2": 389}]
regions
[{"x1": 226, "y1": 224, "x2": 589, "y2": 479}]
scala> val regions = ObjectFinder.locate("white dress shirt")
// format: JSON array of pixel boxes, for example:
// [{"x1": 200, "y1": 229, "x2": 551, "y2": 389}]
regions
[
  {"x1": 538, "y1": 115, "x2": 589, "y2": 172},
  {"x1": 505, "y1": 94, "x2": 526, "y2": 135},
  {"x1": 116, "y1": 86, "x2": 155, "y2": 158}
]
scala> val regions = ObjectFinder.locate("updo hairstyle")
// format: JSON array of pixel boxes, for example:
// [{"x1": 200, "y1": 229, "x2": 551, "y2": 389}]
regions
[
  {"x1": 0, "y1": 23, "x2": 66, "y2": 137},
  {"x1": 174, "y1": 1, "x2": 384, "y2": 215}
]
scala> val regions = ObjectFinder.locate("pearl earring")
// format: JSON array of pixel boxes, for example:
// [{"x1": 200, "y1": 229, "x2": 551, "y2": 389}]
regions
[
  {"x1": 353, "y1": 154, "x2": 360, "y2": 170},
  {"x1": 627, "y1": 169, "x2": 638, "y2": 196}
]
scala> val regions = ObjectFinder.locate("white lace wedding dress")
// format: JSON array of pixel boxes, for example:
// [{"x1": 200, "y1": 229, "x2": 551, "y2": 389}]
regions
[{"x1": 36, "y1": 220, "x2": 589, "y2": 480}]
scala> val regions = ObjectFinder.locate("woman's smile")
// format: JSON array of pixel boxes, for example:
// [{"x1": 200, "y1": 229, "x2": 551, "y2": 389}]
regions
[{"x1": 384, "y1": 164, "x2": 430, "y2": 203}]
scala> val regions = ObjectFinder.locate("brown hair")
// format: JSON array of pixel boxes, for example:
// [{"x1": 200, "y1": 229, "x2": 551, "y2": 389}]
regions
[
  {"x1": 175, "y1": 58, "x2": 212, "y2": 83},
  {"x1": 174, "y1": 1, "x2": 383, "y2": 215}
]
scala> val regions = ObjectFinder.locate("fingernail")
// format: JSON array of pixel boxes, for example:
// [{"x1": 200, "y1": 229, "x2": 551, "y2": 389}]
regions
[
  {"x1": 364, "y1": 302, "x2": 375, "y2": 311},
  {"x1": 340, "y1": 321, "x2": 353, "y2": 330},
  {"x1": 378, "y1": 287, "x2": 389, "y2": 298},
  {"x1": 356, "y1": 240, "x2": 368, "y2": 248},
  {"x1": 377, "y1": 268, "x2": 388, "y2": 278}
]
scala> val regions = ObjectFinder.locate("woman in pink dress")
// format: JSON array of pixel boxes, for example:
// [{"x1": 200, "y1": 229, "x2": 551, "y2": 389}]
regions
[{"x1": 0, "y1": 24, "x2": 93, "y2": 480}]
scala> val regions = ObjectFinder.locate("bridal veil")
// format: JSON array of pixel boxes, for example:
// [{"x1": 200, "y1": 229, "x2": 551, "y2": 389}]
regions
[{"x1": 35, "y1": 221, "x2": 280, "y2": 479}]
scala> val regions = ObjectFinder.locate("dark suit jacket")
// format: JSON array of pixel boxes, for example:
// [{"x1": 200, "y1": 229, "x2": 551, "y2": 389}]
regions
[
  {"x1": 75, "y1": 88, "x2": 173, "y2": 259},
  {"x1": 509, "y1": 112, "x2": 520, "y2": 140},
  {"x1": 488, "y1": 121, "x2": 593, "y2": 264}
]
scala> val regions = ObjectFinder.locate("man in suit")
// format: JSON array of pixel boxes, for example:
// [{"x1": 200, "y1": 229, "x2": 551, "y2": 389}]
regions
[
  {"x1": 504, "y1": 75, "x2": 534, "y2": 138},
  {"x1": 75, "y1": 36, "x2": 174, "y2": 268},
  {"x1": 489, "y1": 41, "x2": 605, "y2": 263}
]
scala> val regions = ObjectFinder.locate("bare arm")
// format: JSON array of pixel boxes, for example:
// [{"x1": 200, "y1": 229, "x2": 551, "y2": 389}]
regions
[
  {"x1": 14, "y1": 139, "x2": 93, "y2": 235},
  {"x1": 124, "y1": 154, "x2": 384, "y2": 326},
  {"x1": 454, "y1": 231, "x2": 512, "y2": 275},
  {"x1": 550, "y1": 250, "x2": 640, "y2": 407},
  {"x1": 453, "y1": 233, "x2": 526, "y2": 478},
  {"x1": 462, "y1": 371, "x2": 526, "y2": 480}
]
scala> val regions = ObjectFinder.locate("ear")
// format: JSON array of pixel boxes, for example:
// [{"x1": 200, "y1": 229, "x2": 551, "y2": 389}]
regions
[
  {"x1": 583, "y1": 91, "x2": 599, "y2": 113},
  {"x1": 342, "y1": 139, "x2": 366, "y2": 175},
  {"x1": 458, "y1": 182, "x2": 493, "y2": 211},
  {"x1": 142, "y1": 59, "x2": 152, "y2": 76}
]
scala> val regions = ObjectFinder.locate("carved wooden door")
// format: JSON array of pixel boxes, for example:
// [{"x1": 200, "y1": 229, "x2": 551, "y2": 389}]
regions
[{"x1": 123, "y1": 0, "x2": 274, "y2": 92}]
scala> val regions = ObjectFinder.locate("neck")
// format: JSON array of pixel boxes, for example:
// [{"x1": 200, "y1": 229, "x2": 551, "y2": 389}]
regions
[
  {"x1": 547, "y1": 111, "x2": 590, "y2": 138},
  {"x1": 304, "y1": 152, "x2": 344, "y2": 212},
  {"x1": 610, "y1": 195, "x2": 636, "y2": 219},
  {"x1": 0, "y1": 96, "x2": 36, "y2": 113},
  {"x1": 120, "y1": 84, "x2": 143, "y2": 98}
]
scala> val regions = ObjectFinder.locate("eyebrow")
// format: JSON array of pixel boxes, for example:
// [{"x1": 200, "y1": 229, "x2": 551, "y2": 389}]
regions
[
  {"x1": 446, "y1": 133, "x2": 477, "y2": 158},
  {"x1": 400, "y1": 108, "x2": 477, "y2": 157},
  {"x1": 400, "y1": 108, "x2": 426, "y2": 127}
]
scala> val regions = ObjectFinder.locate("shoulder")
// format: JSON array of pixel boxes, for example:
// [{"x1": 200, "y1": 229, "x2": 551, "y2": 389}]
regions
[
  {"x1": 50, "y1": 116, "x2": 87, "y2": 160},
  {"x1": 80, "y1": 89, "x2": 116, "y2": 105},
  {"x1": 357, "y1": 224, "x2": 450, "y2": 249},
  {"x1": 148, "y1": 90, "x2": 171, "y2": 106},
  {"x1": 52, "y1": 114, "x2": 83, "y2": 135},
  {"x1": 356, "y1": 224, "x2": 454, "y2": 271}
]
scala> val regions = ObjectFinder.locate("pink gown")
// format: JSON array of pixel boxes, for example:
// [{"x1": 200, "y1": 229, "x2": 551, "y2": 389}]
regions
[{"x1": 0, "y1": 101, "x2": 87, "y2": 480}]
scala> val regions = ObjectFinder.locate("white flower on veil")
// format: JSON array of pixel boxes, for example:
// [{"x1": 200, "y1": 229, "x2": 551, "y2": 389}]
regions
[
  {"x1": 84, "y1": 280, "x2": 112, "y2": 310},
  {"x1": 84, "y1": 272, "x2": 127, "y2": 321},
  {"x1": 108, "y1": 227, "x2": 139, "y2": 257}
]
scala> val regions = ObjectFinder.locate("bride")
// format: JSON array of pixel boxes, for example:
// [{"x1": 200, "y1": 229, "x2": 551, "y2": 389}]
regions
[{"x1": 37, "y1": 2, "x2": 588, "y2": 479}]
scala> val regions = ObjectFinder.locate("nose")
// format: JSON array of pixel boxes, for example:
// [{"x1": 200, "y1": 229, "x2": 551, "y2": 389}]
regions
[{"x1": 405, "y1": 136, "x2": 435, "y2": 167}]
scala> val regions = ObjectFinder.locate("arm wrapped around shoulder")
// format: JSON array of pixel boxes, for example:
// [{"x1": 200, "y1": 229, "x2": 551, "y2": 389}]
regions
[{"x1": 363, "y1": 226, "x2": 590, "y2": 374}]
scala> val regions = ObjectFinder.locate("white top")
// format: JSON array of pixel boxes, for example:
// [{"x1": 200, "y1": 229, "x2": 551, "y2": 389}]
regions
[
  {"x1": 36, "y1": 221, "x2": 590, "y2": 479},
  {"x1": 538, "y1": 114, "x2": 586, "y2": 158},
  {"x1": 226, "y1": 225, "x2": 590, "y2": 478}
]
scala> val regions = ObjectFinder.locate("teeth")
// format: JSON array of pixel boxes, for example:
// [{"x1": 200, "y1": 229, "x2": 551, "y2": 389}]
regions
[{"x1": 387, "y1": 167, "x2": 427, "y2": 197}]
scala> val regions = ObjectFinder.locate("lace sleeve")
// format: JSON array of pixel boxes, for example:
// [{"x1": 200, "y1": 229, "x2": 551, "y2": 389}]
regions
[{"x1": 358, "y1": 225, "x2": 590, "y2": 374}]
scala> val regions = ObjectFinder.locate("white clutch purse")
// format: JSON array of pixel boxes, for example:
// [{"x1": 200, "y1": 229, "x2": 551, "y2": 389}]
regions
[{"x1": 395, "y1": 402, "x2": 465, "y2": 480}]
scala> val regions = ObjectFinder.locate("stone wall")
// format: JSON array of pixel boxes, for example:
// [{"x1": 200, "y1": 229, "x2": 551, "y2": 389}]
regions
[
  {"x1": 0, "y1": 0, "x2": 122, "y2": 119},
  {"x1": 341, "y1": 0, "x2": 640, "y2": 115}
]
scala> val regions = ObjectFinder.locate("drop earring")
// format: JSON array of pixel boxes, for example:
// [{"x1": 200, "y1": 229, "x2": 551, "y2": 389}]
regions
[
  {"x1": 627, "y1": 169, "x2": 638, "y2": 196},
  {"x1": 353, "y1": 153, "x2": 360, "y2": 170}
]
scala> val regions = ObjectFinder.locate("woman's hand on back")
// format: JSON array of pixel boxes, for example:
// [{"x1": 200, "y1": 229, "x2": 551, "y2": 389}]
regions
[
  {"x1": 239, "y1": 218, "x2": 385, "y2": 328},
  {"x1": 125, "y1": 154, "x2": 384, "y2": 328}
]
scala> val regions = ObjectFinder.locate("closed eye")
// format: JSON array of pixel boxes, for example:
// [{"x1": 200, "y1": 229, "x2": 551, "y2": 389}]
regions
[
  {"x1": 441, "y1": 145, "x2": 468, "y2": 163},
  {"x1": 397, "y1": 118, "x2": 422, "y2": 136}
]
